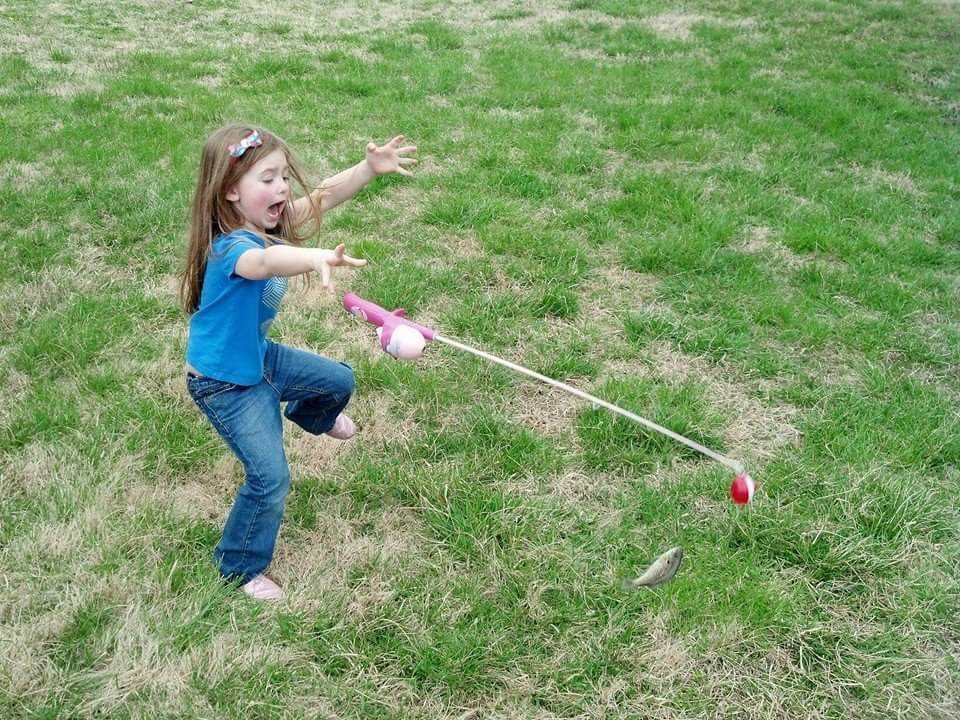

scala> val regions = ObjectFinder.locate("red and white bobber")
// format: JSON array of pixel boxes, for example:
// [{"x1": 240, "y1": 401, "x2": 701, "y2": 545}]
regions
[{"x1": 730, "y1": 473, "x2": 755, "y2": 505}]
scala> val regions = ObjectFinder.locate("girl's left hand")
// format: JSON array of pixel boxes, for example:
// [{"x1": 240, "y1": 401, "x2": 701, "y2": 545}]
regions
[
  {"x1": 316, "y1": 244, "x2": 367, "y2": 292},
  {"x1": 365, "y1": 135, "x2": 418, "y2": 177}
]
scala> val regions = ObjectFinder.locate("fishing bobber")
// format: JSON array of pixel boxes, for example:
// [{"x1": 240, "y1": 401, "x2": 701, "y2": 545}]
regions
[
  {"x1": 730, "y1": 473, "x2": 755, "y2": 505},
  {"x1": 377, "y1": 322, "x2": 426, "y2": 360}
]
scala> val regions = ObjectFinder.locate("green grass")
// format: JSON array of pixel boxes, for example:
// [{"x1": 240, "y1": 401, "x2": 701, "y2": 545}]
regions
[{"x1": 2, "y1": 0, "x2": 959, "y2": 718}]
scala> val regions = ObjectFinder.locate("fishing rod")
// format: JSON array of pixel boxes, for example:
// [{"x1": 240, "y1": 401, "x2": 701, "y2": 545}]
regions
[{"x1": 342, "y1": 293, "x2": 755, "y2": 503}]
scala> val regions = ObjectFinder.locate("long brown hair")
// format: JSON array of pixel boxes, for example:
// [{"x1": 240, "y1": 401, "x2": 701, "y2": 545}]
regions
[{"x1": 179, "y1": 123, "x2": 323, "y2": 314}]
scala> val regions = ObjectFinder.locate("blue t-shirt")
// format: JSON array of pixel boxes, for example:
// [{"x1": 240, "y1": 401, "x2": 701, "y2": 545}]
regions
[{"x1": 186, "y1": 229, "x2": 288, "y2": 385}]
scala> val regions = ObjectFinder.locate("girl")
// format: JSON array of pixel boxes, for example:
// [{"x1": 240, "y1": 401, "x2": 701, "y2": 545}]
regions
[{"x1": 179, "y1": 124, "x2": 417, "y2": 601}]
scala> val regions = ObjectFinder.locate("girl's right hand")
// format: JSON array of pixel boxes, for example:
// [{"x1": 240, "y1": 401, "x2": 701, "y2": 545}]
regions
[
  {"x1": 365, "y1": 135, "x2": 418, "y2": 177},
  {"x1": 315, "y1": 244, "x2": 367, "y2": 292}
]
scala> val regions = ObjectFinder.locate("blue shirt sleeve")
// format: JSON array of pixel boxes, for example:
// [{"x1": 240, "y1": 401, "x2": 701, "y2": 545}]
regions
[{"x1": 214, "y1": 232, "x2": 264, "y2": 279}]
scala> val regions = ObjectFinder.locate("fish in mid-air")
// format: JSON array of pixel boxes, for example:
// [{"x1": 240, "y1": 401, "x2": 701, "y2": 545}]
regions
[{"x1": 621, "y1": 546, "x2": 684, "y2": 589}]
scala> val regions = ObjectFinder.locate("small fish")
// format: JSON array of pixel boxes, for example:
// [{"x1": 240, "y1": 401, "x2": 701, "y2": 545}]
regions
[{"x1": 621, "y1": 546, "x2": 684, "y2": 589}]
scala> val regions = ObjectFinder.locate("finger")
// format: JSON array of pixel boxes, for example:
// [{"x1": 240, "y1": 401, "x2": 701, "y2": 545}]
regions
[
  {"x1": 396, "y1": 167, "x2": 413, "y2": 177},
  {"x1": 320, "y1": 261, "x2": 331, "y2": 288},
  {"x1": 367, "y1": 142, "x2": 377, "y2": 152},
  {"x1": 398, "y1": 157, "x2": 418, "y2": 165},
  {"x1": 397, "y1": 145, "x2": 417, "y2": 154},
  {"x1": 341, "y1": 255, "x2": 368, "y2": 268},
  {"x1": 333, "y1": 243, "x2": 346, "y2": 260},
  {"x1": 390, "y1": 135, "x2": 405, "y2": 146}
]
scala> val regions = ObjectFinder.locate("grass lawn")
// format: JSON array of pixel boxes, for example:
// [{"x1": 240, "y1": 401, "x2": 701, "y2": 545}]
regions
[{"x1": 1, "y1": 0, "x2": 959, "y2": 717}]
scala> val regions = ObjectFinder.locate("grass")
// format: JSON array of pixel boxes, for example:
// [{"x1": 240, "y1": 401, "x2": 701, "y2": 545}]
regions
[{"x1": 1, "y1": 0, "x2": 959, "y2": 717}]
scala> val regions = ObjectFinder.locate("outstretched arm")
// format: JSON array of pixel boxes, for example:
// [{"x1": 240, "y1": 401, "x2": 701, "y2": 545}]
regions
[
  {"x1": 234, "y1": 243, "x2": 366, "y2": 292},
  {"x1": 293, "y1": 135, "x2": 417, "y2": 224}
]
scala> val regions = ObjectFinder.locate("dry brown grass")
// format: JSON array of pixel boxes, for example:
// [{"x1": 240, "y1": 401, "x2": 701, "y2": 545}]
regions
[{"x1": 849, "y1": 162, "x2": 924, "y2": 197}]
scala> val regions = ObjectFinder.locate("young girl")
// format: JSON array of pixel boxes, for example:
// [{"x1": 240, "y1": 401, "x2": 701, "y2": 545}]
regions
[{"x1": 179, "y1": 123, "x2": 417, "y2": 601}]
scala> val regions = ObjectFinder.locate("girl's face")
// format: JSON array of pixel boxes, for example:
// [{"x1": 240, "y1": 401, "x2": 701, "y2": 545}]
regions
[{"x1": 226, "y1": 148, "x2": 290, "y2": 233}]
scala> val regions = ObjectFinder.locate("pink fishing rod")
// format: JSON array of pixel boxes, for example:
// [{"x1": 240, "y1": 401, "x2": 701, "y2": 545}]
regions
[{"x1": 343, "y1": 293, "x2": 754, "y2": 502}]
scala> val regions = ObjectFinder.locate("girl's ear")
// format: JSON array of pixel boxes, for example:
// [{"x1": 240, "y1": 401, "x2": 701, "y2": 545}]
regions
[{"x1": 225, "y1": 187, "x2": 239, "y2": 202}]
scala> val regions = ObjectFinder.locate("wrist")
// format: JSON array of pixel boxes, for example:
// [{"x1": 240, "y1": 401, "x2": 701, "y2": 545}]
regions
[
  {"x1": 361, "y1": 157, "x2": 381, "y2": 179},
  {"x1": 310, "y1": 248, "x2": 330, "y2": 272}
]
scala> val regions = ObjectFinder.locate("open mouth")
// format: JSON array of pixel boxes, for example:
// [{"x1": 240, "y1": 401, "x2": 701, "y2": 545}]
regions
[{"x1": 266, "y1": 201, "x2": 284, "y2": 222}]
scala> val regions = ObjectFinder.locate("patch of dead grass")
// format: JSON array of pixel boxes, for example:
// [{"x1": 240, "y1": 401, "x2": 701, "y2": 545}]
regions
[
  {"x1": 487, "y1": 106, "x2": 542, "y2": 121},
  {"x1": 506, "y1": 383, "x2": 582, "y2": 439},
  {"x1": 733, "y1": 224, "x2": 852, "y2": 275},
  {"x1": 0, "y1": 365, "x2": 30, "y2": 434},
  {"x1": 584, "y1": 265, "x2": 664, "y2": 313},
  {"x1": 125, "y1": 456, "x2": 234, "y2": 525},
  {"x1": 645, "y1": 12, "x2": 710, "y2": 41},
  {"x1": 278, "y1": 505, "x2": 425, "y2": 618},
  {"x1": 507, "y1": 467, "x2": 621, "y2": 505},
  {"x1": 143, "y1": 272, "x2": 181, "y2": 303},
  {"x1": 631, "y1": 611, "x2": 697, "y2": 683},
  {"x1": 849, "y1": 162, "x2": 923, "y2": 197},
  {"x1": 644, "y1": 12, "x2": 759, "y2": 42},
  {"x1": 732, "y1": 224, "x2": 809, "y2": 270},
  {"x1": 85, "y1": 612, "x2": 315, "y2": 717},
  {"x1": 284, "y1": 427, "x2": 352, "y2": 480},
  {"x1": 0, "y1": 159, "x2": 53, "y2": 191},
  {"x1": 2, "y1": 439, "x2": 87, "y2": 496}
]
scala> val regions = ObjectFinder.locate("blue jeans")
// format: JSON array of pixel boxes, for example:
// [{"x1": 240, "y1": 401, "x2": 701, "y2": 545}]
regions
[{"x1": 186, "y1": 341, "x2": 355, "y2": 584}]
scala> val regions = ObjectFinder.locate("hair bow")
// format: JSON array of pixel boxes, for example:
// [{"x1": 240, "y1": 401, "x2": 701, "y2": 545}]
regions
[{"x1": 228, "y1": 130, "x2": 263, "y2": 158}]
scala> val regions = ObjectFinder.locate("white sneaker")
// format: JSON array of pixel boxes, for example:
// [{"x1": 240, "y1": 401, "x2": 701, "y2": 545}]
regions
[
  {"x1": 325, "y1": 414, "x2": 355, "y2": 440},
  {"x1": 241, "y1": 574, "x2": 285, "y2": 601}
]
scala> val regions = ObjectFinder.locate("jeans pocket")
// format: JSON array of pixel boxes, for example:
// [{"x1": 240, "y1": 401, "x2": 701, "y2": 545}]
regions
[{"x1": 187, "y1": 375, "x2": 239, "y2": 401}]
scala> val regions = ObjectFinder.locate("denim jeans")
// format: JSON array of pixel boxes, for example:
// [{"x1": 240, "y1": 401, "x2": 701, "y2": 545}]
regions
[{"x1": 186, "y1": 340, "x2": 355, "y2": 584}]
